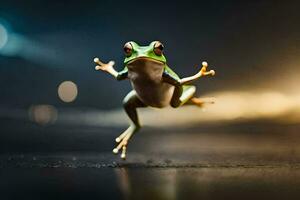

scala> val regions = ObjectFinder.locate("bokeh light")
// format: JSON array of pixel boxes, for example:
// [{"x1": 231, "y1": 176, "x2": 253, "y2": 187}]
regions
[
  {"x1": 58, "y1": 81, "x2": 78, "y2": 103},
  {"x1": 28, "y1": 104, "x2": 58, "y2": 125}
]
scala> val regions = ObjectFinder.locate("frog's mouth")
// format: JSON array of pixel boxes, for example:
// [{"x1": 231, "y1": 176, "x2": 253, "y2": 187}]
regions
[{"x1": 127, "y1": 56, "x2": 164, "y2": 65}]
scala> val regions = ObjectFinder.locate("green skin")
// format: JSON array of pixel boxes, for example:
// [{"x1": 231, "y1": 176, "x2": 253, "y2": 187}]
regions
[
  {"x1": 94, "y1": 41, "x2": 215, "y2": 159},
  {"x1": 120, "y1": 41, "x2": 194, "y2": 109}
]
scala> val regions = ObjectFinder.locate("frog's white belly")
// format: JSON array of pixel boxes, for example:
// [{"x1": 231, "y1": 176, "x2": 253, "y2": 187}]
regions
[
  {"x1": 130, "y1": 79, "x2": 175, "y2": 108},
  {"x1": 127, "y1": 58, "x2": 175, "y2": 108}
]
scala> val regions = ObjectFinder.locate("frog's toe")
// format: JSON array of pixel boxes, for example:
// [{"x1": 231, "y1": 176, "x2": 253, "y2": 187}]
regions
[
  {"x1": 190, "y1": 97, "x2": 215, "y2": 107},
  {"x1": 112, "y1": 132, "x2": 133, "y2": 157},
  {"x1": 112, "y1": 148, "x2": 119, "y2": 154},
  {"x1": 112, "y1": 125, "x2": 139, "y2": 159},
  {"x1": 115, "y1": 126, "x2": 133, "y2": 143},
  {"x1": 121, "y1": 146, "x2": 127, "y2": 159},
  {"x1": 112, "y1": 140, "x2": 128, "y2": 159}
]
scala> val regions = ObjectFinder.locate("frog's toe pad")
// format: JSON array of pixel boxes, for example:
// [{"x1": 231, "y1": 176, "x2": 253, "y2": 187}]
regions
[
  {"x1": 121, "y1": 146, "x2": 127, "y2": 159},
  {"x1": 112, "y1": 148, "x2": 119, "y2": 154}
]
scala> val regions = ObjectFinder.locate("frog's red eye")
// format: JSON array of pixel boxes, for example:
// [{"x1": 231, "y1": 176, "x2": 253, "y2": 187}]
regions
[
  {"x1": 153, "y1": 41, "x2": 164, "y2": 56},
  {"x1": 123, "y1": 42, "x2": 133, "y2": 57}
]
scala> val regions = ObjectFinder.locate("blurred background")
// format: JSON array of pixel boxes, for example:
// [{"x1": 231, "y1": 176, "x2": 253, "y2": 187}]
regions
[
  {"x1": 1, "y1": 0, "x2": 300, "y2": 125},
  {"x1": 1, "y1": 0, "x2": 300, "y2": 199}
]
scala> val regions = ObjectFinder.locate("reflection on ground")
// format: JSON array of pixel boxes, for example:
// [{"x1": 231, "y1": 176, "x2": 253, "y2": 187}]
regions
[
  {"x1": 1, "y1": 118, "x2": 300, "y2": 199},
  {"x1": 115, "y1": 167, "x2": 300, "y2": 200}
]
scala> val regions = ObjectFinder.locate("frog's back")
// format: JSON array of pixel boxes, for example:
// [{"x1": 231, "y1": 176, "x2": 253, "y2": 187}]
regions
[{"x1": 127, "y1": 60, "x2": 176, "y2": 108}]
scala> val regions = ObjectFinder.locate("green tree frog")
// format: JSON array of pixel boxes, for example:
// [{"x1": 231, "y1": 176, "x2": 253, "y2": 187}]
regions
[{"x1": 94, "y1": 41, "x2": 215, "y2": 159}]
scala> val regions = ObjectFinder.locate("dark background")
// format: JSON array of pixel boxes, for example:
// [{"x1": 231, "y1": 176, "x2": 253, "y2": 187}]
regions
[
  {"x1": 1, "y1": 0, "x2": 299, "y2": 109},
  {"x1": 1, "y1": 1, "x2": 300, "y2": 200}
]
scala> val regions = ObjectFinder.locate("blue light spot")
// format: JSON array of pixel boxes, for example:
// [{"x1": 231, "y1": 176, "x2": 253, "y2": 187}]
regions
[{"x1": 0, "y1": 24, "x2": 8, "y2": 49}]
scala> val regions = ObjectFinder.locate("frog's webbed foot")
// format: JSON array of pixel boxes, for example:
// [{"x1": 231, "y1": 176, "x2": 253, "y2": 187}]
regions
[
  {"x1": 200, "y1": 61, "x2": 215, "y2": 76},
  {"x1": 94, "y1": 57, "x2": 115, "y2": 71},
  {"x1": 179, "y1": 61, "x2": 215, "y2": 85},
  {"x1": 113, "y1": 125, "x2": 139, "y2": 159},
  {"x1": 189, "y1": 97, "x2": 216, "y2": 107}
]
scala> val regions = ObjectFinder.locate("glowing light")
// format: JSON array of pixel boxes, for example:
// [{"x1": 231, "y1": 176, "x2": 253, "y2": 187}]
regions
[
  {"x1": 0, "y1": 24, "x2": 8, "y2": 49},
  {"x1": 28, "y1": 104, "x2": 58, "y2": 125},
  {"x1": 0, "y1": 19, "x2": 24, "y2": 56},
  {"x1": 58, "y1": 90, "x2": 300, "y2": 127},
  {"x1": 58, "y1": 81, "x2": 78, "y2": 103}
]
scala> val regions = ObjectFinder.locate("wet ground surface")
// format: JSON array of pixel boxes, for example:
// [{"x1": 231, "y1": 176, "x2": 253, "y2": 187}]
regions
[
  {"x1": 2, "y1": 166, "x2": 300, "y2": 200},
  {"x1": 1, "y1": 119, "x2": 300, "y2": 199}
]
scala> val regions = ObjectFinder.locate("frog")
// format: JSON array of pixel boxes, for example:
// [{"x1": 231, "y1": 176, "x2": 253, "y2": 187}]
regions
[{"x1": 93, "y1": 41, "x2": 215, "y2": 159}]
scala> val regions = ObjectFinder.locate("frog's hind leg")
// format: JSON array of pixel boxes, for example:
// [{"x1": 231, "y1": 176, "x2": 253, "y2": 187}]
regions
[
  {"x1": 170, "y1": 85, "x2": 196, "y2": 108},
  {"x1": 170, "y1": 85, "x2": 214, "y2": 108},
  {"x1": 113, "y1": 90, "x2": 147, "y2": 159}
]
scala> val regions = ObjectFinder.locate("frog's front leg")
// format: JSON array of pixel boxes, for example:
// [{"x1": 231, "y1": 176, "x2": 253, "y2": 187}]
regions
[
  {"x1": 170, "y1": 85, "x2": 196, "y2": 107},
  {"x1": 179, "y1": 61, "x2": 215, "y2": 85},
  {"x1": 94, "y1": 57, "x2": 128, "y2": 80},
  {"x1": 162, "y1": 61, "x2": 215, "y2": 108},
  {"x1": 113, "y1": 90, "x2": 147, "y2": 159}
]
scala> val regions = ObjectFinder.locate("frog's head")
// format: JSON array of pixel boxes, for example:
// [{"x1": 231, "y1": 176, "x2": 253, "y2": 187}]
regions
[{"x1": 123, "y1": 41, "x2": 166, "y2": 65}]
